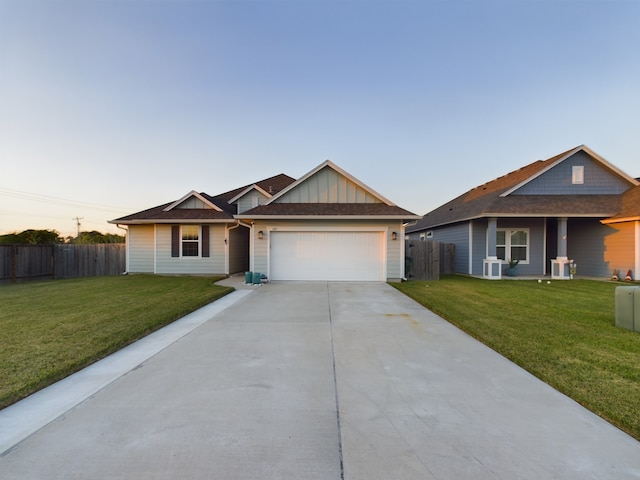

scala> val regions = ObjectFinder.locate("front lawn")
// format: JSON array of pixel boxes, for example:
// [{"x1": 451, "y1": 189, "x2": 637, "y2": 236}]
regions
[
  {"x1": 0, "y1": 275, "x2": 233, "y2": 409},
  {"x1": 392, "y1": 276, "x2": 640, "y2": 441}
]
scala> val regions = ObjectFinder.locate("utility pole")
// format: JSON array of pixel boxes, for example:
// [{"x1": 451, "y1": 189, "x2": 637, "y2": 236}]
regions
[{"x1": 73, "y1": 216, "x2": 83, "y2": 237}]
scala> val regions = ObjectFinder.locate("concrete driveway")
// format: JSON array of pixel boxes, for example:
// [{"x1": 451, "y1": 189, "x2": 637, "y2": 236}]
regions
[{"x1": 1, "y1": 281, "x2": 639, "y2": 479}]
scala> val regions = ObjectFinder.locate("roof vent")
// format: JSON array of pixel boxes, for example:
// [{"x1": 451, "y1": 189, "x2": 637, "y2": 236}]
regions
[{"x1": 269, "y1": 185, "x2": 274, "y2": 193}]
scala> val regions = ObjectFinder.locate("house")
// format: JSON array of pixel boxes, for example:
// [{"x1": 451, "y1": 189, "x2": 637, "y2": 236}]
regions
[
  {"x1": 110, "y1": 161, "x2": 420, "y2": 282},
  {"x1": 406, "y1": 145, "x2": 639, "y2": 279}
]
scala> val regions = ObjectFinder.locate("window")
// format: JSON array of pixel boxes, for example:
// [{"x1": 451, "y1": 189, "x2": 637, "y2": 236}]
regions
[
  {"x1": 572, "y1": 165, "x2": 584, "y2": 184},
  {"x1": 181, "y1": 225, "x2": 200, "y2": 256},
  {"x1": 496, "y1": 229, "x2": 529, "y2": 263}
]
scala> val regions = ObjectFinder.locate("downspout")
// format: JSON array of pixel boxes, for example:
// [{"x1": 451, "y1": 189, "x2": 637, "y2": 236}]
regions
[{"x1": 116, "y1": 224, "x2": 129, "y2": 274}]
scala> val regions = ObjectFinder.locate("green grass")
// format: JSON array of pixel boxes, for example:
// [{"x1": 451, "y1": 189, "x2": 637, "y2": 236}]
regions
[
  {"x1": 0, "y1": 275, "x2": 233, "y2": 409},
  {"x1": 392, "y1": 276, "x2": 640, "y2": 441}
]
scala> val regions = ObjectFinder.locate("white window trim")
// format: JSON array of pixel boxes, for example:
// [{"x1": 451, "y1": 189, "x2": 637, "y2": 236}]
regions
[
  {"x1": 572, "y1": 165, "x2": 584, "y2": 184},
  {"x1": 494, "y1": 228, "x2": 530, "y2": 265},
  {"x1": 181, "y1": 225, "x2": 201, "y2": 258}
]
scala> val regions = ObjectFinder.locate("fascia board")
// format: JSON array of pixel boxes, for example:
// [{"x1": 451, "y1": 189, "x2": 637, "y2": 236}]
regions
[
  {"x1": 108, "y1": 219, "x2": 235, "y2": 225},
  {"x1": 234, "y1": 214, "x2": 422, "y2": 220},
  {"x1": 499, "y1": 146, "x2": 583, "y2": 197},
  {"x1": 264, "y1": 160, "x2": 396, "y2": 206},
  {"x1": 228, "y1": 184, "x2": 272, "y2": 204},
  {"x1": 163, "y1": 190, "x2": 222, "y2": 212},
  {"x1": 601, "y1": 216, "x2": 640, "y2": 225},
  {"x1": 500, "y1": 145, "x2": 639, "y2": 198},
  {"x1": 413, "y1": 211, "x2": 617, "y2": 230}
]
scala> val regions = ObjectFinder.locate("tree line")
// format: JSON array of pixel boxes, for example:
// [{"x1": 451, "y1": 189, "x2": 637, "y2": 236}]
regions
[{"x1": 0, "y1": 229, "x2": 125, "y2": 244}]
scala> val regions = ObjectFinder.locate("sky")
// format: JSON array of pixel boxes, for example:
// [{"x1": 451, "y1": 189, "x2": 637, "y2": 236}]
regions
[{"x1": 1, "y1": 0, "x2": 639, "y2": 238}]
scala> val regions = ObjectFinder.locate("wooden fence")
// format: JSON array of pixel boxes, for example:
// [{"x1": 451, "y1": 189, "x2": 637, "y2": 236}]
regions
[
  {"x1": 405, "y1": 240, "x2": 455, "y2": 281},
  {"x1": 0, "y1": 244, "x2": 126, "y2": 283}
]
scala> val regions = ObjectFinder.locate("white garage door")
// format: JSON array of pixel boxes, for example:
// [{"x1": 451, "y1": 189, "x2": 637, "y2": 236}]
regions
[{"x1": 270, "y1": 231, "x2": 385, "y2": 281}]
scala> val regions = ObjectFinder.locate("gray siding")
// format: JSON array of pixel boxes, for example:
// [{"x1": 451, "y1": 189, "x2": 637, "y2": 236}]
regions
[
  {"x1": 408, "y1": 222, "x2": 470, "y2": 274},
  {"x1": 468, "y1": 218, "x2": 546, "y2": 276},
  {"x1": 514, "y1": 151, "x2": 630, "y2": 195},
  {"x1": 568, "y1": 218, "x2": 635, "y2": 277},
  {"x1": 471, "y1": 219, "x2": 486, "y2": 275},
  {"x1": 496, "y1": 218, "x2": 545, "y2": 275}
]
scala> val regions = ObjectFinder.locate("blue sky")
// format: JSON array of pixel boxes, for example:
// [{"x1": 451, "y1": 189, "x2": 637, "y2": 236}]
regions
[{"x1": 1, "y1": 0, "x2": 639, "y2": 237}]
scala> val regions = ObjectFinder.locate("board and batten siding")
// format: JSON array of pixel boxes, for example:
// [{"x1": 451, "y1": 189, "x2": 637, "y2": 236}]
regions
[
  {"x1": 127, "y1": 225, "x2": 155, "y2": 273},
  {"x1": 251, "y1": 220, "x2": 402, "y2": 280},
  {"x1": 155, "y1": 224, "x2": 226, "y2": 275},
  {"x1": 236, "y1": 192, "x2": 269, "y2": 214},
  {"x1": 276, "y1": 167, "x2": 382, "y2": 204}
]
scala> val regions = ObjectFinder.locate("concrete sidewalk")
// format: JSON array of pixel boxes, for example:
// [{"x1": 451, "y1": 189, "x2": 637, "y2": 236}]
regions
[{"x1": 1, "y1": 281, "x2": 639, "y2": 479}]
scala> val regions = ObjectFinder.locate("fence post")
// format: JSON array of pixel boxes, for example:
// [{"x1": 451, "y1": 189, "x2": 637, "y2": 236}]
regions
[{"x1": 11, "y1": 245, "x2": 17, "y2": 283}]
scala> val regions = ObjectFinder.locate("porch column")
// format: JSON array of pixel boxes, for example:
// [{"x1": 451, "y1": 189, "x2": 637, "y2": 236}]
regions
[
  {"x1": 551, "y1": 217, "x2": 571, "y2": 279},
  {"x1": 483, "y1": 217, "x2": 501, "y2": 279},
  {"x1": 557, "y1": 217, "x2": 568, "y2": 258},
  {"x1": 487, "y1": 217, "x2": 497, "y2": 258}
]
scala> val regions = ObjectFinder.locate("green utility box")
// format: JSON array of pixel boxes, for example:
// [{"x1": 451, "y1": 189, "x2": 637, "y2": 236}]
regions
[{"x1": 615, "y1": 286, "x2": 640, "y2": 332}]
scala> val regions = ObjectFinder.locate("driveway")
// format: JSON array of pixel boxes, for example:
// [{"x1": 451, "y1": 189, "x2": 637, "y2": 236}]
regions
[{"x1": 1, "y1": 281, "x2": 639, "y2": 479}]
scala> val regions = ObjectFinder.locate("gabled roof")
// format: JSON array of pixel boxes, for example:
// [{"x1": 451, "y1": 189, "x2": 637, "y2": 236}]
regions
[
  {"x1": 236, "y1": 160, "x2": 420, "y2": 220},
  {"x1": 500, "y1": 145, "x2": 638, "y2": 197},
  {"x1": 163, "y1": 190, "x2": 222, "y2": 212},
  {"x1": 110, "y1": 202, "x2": 235, "y2": 224},
  {"x1": 110, "y1": 173, "x2": 296, "y2": 225},
  {"x1": 408, "y1": 145, "x2": 636, "y2": 232},
  {"x1": 602, "y1": 185, "x2": 640, "y2": 224},
  {"x1": 227, "y1": 184, "x2": 273, "y2": 204},
  {"x1": 264, "y1": 160, "x2": 396, "y2": 206},
  {"x1": 211, "y1": 174, "x2": 296, "y2": 209}
]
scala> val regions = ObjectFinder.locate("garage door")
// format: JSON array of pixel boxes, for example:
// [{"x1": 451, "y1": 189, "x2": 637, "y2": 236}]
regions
[{"x1": 270, "y1": 231, "x2": 385, "y2": 281}]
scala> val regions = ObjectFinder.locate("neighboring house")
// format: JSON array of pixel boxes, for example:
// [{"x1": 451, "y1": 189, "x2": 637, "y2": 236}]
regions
[
  {"x1": 406, "y1": 145, "x2": 639, "y2": 279},
  {"x1": 111, "y1": 161, "x2": 420, "y2": 282}
]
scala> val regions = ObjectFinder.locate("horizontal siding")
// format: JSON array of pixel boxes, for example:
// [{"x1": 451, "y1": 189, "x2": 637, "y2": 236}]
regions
[
  {"x1": 155, "y1": 224, "x2": 226, "y2": 275},
  {"x1": 408, "y1": 222, "x2": 470, "y2": 274},
  {"x1": 569, "y1": 218, "x2": 635, "y2": 277},
  {"x1": 496, "y1": 218, "x2": 545, "y2": 275},
  {"x1": 127, "y1": 225, "x2": 154, "y2": 273},
  {"x1": 514, "y1": 151, "x2": 630, "y2": 195}
]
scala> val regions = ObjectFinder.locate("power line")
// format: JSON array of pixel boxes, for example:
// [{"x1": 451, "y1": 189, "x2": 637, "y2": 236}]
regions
[{"x1": 0, "y1": 187, "x2": 130, "y2": 213}]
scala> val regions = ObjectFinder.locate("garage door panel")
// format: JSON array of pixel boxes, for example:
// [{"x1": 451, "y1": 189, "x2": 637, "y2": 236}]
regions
[{"x1": 270, "y1": 231, "x2": 384, "y2": 281}]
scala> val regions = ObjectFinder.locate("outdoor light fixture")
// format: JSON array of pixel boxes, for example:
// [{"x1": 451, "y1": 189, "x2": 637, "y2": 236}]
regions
[
  {"x1": 392, "y1": 232, "x2": 397, "y2": 240},
  {"x1": 258, "y1": 230, "x2": 264, "y2": 239}
]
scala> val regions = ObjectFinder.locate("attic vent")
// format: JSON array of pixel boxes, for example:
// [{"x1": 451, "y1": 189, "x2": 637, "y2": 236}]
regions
[{"x1": 572, "y1": 166, "x2": 584, "y2": 185}]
